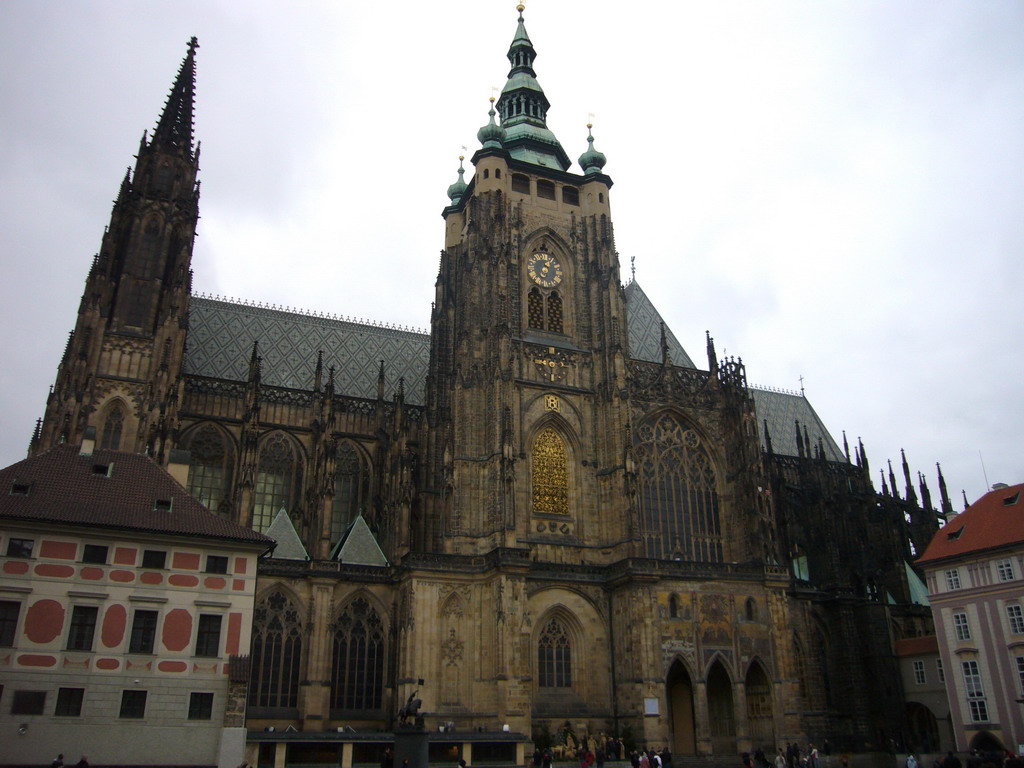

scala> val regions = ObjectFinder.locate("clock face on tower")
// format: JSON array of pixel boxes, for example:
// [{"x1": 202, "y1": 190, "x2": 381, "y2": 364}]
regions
[{"x1": 527, "y1": 252, "x2": 563, "y2": 288}]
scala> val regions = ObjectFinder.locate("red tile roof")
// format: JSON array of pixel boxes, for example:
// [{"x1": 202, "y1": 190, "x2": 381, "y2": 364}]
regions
[
  {"x1": 917, "y1": 482, "x2": 1024, "y2": 564},
  {"x1": 894, "y1": 635, "x2": 938, "y2": 656},
  {"x1": 0, "y1": 445, "x2": 272, "y2": 546}
]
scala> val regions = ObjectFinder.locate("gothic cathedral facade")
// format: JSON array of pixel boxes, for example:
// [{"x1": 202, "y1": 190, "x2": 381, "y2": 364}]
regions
[{"x1": 34, "y1": 9, "x2": 949, "y2": 758}]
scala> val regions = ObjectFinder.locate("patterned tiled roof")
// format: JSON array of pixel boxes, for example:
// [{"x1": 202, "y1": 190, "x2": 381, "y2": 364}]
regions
[
  {"x1": 265, "y1": 507, "x2": 309, "y2": 560},
  {"x1": 750, "y1": 387, "x2": 845, "y2": 461},
  {"x1": 623, "y1": 281, "x2": 696, "y2": 368},
  {"x1": 185, "y1": 290, "x2": 843, "y2": 460},
  {"x1": 185, "y1": 297, "x2": 430, "y2": 404},
  {"x1": 0, "y1": 445, "x2": 272, "y2": 545},
  {"x1": 917, "y1": 482, "x2": 1024, "y2": 564}
]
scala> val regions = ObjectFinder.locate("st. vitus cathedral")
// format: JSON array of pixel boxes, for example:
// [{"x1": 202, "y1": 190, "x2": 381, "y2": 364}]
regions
[{"x1": 33, "y1": 7, "x2": 954, "y2": 760}]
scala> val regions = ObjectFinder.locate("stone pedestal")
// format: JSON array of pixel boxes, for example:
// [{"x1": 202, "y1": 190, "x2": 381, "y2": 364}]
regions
[{"x1": 394, "y1": 725, "x2": 429, "y2": 768}]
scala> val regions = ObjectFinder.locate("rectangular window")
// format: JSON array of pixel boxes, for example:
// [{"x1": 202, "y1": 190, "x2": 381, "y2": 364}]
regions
[
  {"x1": 511, "y1": 174, "x2": 530, "y2": 194},
  {"x1": 997, "y1": 558, "x2": 1015, "y2": 581},
  {"x1": 195, "y1": 614, "x2": 222, "y2": 657},
  {"x1": 0, "y1": 600, "x2": 20, "y2": 647},
  {"x1": 141, "y1": 549, "x2": 166, "y2": 569},
  {"x1": 6, "y1": 538, "x2": 33, "y2": 558},
  {"x1": 936, "y1": 658, "x2": 945, "y2": 683},
  {"x1": 945, "y1": 569, "x2": 962, "y2": 590},
  {"x1": 968, "y1": 699, "x2": 989, "y2": 722},
  {"x1": 1008, "y1": 604, "x2": 1024, "y2": 634},
  {"x1": 205, "y1": 555, "x2": 229, "y2": 574},
  {"x1": 66, "y1": 605, "x2": 98, "y2": 651},
  {"x1": 81, "y1": 544, "x2": 108, "y2": 564},
  {"x1": 913, "y1": 660, "x2": 926, "y2": 685},
  {"x1": 562, "y1": 186, "x2": 579, "y2": 206},
  {"x1": 953, "y1": 612, "x2": 971, "y2": 641},
  {"x1": 54, "y1": 687, "x2": 85, "y2": 717},
  {"x1": 1017, "y1": 656, "x2": 1024, "y2": 695},
  {"x1": 129, "y1": 610, "x2": 158, "y2": 654},
  {"x1": 11, "y1": 690, "x2": 46, "y2": 715},
  {"x1": 188, "y1": 691, "x2": 214, "y2": 720},
  {"x1": 119, "y1": 690, "x2": 147, "y2": 719},
  {"x1": 962, "y1": 659, "x2": 984, "y2": 697},
  {"x1": 536, "y1": 179, "x2": 556, "y2": 200}
]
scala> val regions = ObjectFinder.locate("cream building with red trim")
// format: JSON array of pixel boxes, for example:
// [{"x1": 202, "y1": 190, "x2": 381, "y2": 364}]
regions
[{"x1": 0, "y1": 438, "x2": 272, "y2": 767}]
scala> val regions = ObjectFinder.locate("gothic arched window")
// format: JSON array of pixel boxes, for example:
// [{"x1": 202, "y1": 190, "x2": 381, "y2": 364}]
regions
[
  {"x1": 332, "y1": 441, "x2": 371, "y2": 544},
  {"x1": 100, "y1": 403, "x2": 125, "y2": 451},
  {"x1": 249, "y1": 590, "x2": 303, "y2": 710},
  {"x1": 528, "y1": 287, "x2": 544, "y2": 330},
  {"x1": 137, "y1": 221, "x2": 161, "y2": 279},
  {"x1": 547, "y1": 291, "x2": 563, "y2": 333},
  {"x1": 634, "y1": 414, "x2": 722, "y2": 562},
  {"x1": 185, "y1": 424, "x2": 234, "y2": 515},
  {"x1": 330, "y1": 597, "x2": 386, "y2": 711},
  {"x1": 532, "y1": 427, "x2": 569, "y2": 516},
  {"x1": 538, "y1": 617, "x2": 572, "y2": 688},
  {"x1": 253, "y1": 433, "x2": 303, "y2": 533}
]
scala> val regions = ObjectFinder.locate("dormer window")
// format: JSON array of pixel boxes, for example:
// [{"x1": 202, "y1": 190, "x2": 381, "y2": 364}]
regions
[
  {"x1": 10, "y1": 482, "x2": 30, "y2": 496},
  {"x1": 92, "y1": 463, "x2": 113, "y2": 477},
  {"x1": 154, "y1": 498, "x2": 173, "y2": 512},
  {"x1": 947, "y1": 526, "x2": 965, "y2": 541},
  {"x1": 1004, "y1": 491, "x2": 1020, "y2": 506}
]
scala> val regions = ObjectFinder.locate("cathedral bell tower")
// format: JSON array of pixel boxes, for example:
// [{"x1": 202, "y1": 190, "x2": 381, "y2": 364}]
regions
[
  {"x1": 424, "y1": 6, "x2": 636, "y2": 561},
  {"x1": 35, "y1": 39, "x2": 200, "y2": 462}
]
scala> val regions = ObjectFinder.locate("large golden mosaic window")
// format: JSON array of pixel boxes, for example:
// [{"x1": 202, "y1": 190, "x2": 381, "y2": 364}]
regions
[{"x1": 532, "y1": 427, "x2": 569, "y2": 516}]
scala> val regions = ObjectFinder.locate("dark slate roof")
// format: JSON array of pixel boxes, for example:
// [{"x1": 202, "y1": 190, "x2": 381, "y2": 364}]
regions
[
  {"x1": 185, "y1": 296, "x2": 430, "y2": 404},
  {"x1": 184, "y1": 290, "x2": 844, "y2": 461},
  {"x1": 750, "y1": 387, "x2": 846, "y2": 461},
  {"x1": 623, "y1": 281, "x2": 696, "y2": 368},
  {"x1": 917, "y1": 482, "x2": 1024, "y2": 564},
  {"x1": 0, "y1": 445, "x2": 272, "y2": 545}
]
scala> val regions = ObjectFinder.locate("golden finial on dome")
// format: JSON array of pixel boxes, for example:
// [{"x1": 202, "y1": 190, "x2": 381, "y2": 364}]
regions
[{"x1": 517, "y1": 3, "x2": 525, "y2": 12}]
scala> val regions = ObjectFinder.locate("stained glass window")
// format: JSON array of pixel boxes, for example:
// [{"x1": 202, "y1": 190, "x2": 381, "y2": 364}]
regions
[
  {"x1": 634, "y1": 414, "x2": 721, "y2": 562},
  {"x1": 532, "y1": 427, "x2": 569, "y2": 516},
  {"x1": 538, "y1": 617, "x2": 571, "y2": 687},
  {"x1": 333, "y1": 441, "x2": 370, "y2": 544},
  {"x1": 186, "y1": 424, "x2": 233, "y2": 514},
  {"x1": 253, "y1": 433, "x2": 302, "y2": 533},
  {"x1": 331, "y1": 597, "x2": 385, "y2": 710},
  {"x1": 249, "y1": 591, "x2": 303, "y2": 709}
]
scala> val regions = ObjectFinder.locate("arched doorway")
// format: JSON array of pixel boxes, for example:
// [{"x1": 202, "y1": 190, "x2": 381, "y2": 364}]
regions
[
  {"x1": 746, "y1": 661, "x2": 774, "y2": 751},
  {"x1": 667, "y1": 659, "x2": 696, "y2": 755},
  {"x1": 707, "y1": 660, "x2": 736, "y2": 755},
  {"x1": 904, "y1": 702, "x2": 939, "y2": 753},
  {"x1": 968, "y1": 731, "x2": 1004, "y2": 755}
]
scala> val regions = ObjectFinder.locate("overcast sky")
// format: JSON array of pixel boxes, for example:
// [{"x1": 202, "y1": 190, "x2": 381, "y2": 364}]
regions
[{"x1": 1, "y1": 1, "x2": 1021, "y2": 507}]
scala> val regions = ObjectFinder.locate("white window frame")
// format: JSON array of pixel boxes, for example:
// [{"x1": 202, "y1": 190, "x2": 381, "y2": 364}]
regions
[
  {"x1": 1016, "y1": 655, "x2": 1024, "y2": 695},
  {"x1": 953, "y1": 612, "x2": 971, "y2": 641},
  {"x1": 1007, "y1": 604, "x2": 1024, "y2": 635},
  {"x1": 996, "y1": 558, "x2": 1015, "y2": 582},
  {"x1": 912, "y1": 659, "x2": 926, "y2": 685},
  {"x1": 945, "y1": 569, "x2": 962, "y2": 590},
  {"x1": 936, "y1": 658, "x2": 944, "y2": 683}
]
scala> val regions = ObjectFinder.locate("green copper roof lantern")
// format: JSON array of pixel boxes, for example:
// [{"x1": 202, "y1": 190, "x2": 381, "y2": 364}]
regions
[
  {"x1": 578, "y1": 123, "x2": 608, "y2": 175},
  {"x1": 494, "y1": 3, "x2": 570, "y2": 171},
  {"x1": 446, "y1": 156, "x2": 468, "y2": 204}
]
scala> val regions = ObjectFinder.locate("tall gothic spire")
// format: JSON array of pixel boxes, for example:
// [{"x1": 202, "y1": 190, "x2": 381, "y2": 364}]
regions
[
  {"x1": 153, "y1": 37, "x2": 199, "y2": 153},
  {"x1": 494, "y1": 4, "x2": 570, "y2": 170}
]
